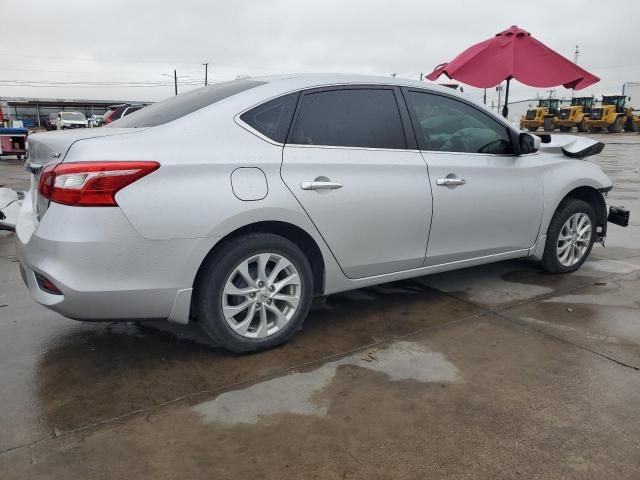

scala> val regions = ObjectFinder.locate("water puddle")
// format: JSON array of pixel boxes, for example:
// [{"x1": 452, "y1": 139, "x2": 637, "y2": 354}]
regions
[{"x1": 192, "y1": 341, "x2": 460, "y2": 425}]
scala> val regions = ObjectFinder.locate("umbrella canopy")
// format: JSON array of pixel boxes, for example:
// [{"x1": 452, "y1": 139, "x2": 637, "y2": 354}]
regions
[{"x1": 426, "y1": 26, "x2": 600, "y2": 117}]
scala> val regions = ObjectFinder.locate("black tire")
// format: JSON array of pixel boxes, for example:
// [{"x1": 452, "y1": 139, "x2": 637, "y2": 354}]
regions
[
  {"x1": 526, "y1": 126, "x2": 538, "y2": 132},
  {"x1": 577, "y1": 121, "x2": 588, "y2": 132},
  {"x1": 589, "y1": 126, "x2": 602, "y2": 133},
  {"x1": 195, "y1": 233, "x2": 314, "y2": 353},
  {"x1": 625, "y1": 117, "x2": 638, "y2": 132},
  {"x1": 543, "y1": 117, "x2": 555, "y2": 132},
  {"x1": 558, "y1": 125, "x2": 572, "y2": 132},
  {"x1": 608, "y1": 116, "x2": 625, "y2": 133},
  {"x1": 541, "y1": 198, "x2": 597, "y2": 274}
]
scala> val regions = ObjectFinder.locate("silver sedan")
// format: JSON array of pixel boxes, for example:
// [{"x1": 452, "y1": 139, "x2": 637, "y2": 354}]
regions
[{"x1": 16, "y1": 74, "x2": 627, "y2": 352}]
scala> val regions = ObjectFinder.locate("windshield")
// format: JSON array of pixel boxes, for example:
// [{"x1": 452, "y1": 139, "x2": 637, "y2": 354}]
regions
[
  {"x1": 61, "y1": 112, "x2": 86, "y2": 121},
  {"x1": 109, "y1": 79, "x2": 266, "y2": 128}
]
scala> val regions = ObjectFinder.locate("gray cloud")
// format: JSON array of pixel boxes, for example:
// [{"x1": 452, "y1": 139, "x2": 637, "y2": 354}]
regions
[{"x1": 2, "y1": 0, "x2": 638, "y2": 106}]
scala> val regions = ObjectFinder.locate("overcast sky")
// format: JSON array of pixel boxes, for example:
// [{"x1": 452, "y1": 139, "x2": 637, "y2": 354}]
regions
[{"x1": 2, "y1": 0, "x2": 639, "y2": 109}]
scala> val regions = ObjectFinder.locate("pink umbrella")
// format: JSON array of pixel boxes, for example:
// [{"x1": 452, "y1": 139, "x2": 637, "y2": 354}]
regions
[{"x1": 426, "y1": 26, "x2": 600, "y2": 117}]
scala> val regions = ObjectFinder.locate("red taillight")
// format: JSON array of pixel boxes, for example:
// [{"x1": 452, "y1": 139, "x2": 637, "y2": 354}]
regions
[{"x1": 38, "y1": 161, "x2": 159, "y2": 207}]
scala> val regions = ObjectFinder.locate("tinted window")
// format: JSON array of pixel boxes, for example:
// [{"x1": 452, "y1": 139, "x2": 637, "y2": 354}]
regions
[
  {"x1": 122, "y1": 106, "x2": 143, "y2": 117},
  {"x1": 290, "y1": 89, "x2": 406, "y2": 149},
  {"x1": 240, "y1": 92, "x2": 298, "y2": 143},
  {"x1": 406, "y1": 91, "x2": 513, "y2": 154},
  {"x1": 110, "y1": 79, "x2": 265, "y2": 128}
]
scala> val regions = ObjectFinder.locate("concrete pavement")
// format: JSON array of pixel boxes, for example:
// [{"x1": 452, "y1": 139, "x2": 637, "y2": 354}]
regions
[{"x1": 1, "y1": 133, "x2": 639, "y2": 479}]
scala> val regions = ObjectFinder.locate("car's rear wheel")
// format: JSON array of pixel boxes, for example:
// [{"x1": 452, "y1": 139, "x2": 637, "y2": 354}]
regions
[
  {"x1": 195, "y1": 233, "x2": 313, "y2": 353},
  {"x1": 541, "y1": 199, "x2": 596, "y2": 273}
]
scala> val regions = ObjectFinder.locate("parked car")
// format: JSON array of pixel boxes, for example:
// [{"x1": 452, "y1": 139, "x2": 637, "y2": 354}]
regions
[
  {"x1": 54, "y1": 111, "x2": 88, "y2": 130},
  {"x1": 102, "y1": 104, "x2": 146, "y2": 124},
  {"x1": 16, "y1": 74, "x2": 629, "y2": 353},
  {"x1": 88, "y1": 114, "x2": 105, "y2": 128},
  {"x1": 44, "y1": 113, "x2": 58, "y2": 131}
]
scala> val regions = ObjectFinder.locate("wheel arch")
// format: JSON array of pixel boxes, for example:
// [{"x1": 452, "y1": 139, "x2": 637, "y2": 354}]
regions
[
  {"x1": 192, "y1": 220, "x2": 326, "y2": 305},
  {"x1": 561, "y1": 185, "x2": 608, "y2": 239}
]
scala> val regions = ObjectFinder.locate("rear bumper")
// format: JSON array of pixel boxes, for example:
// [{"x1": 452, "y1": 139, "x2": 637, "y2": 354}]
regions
[{"x1": 15, "y1": 195, "x2": 217, "y2": 323}]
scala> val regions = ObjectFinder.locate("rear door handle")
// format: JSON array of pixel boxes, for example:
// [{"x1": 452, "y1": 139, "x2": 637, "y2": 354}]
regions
[
  {"x1": 436, "y1": 178, "x2": 467, "y2": 186},
  {"x1": 301, "y1": 181, "x2": 343, "y2": 191}
]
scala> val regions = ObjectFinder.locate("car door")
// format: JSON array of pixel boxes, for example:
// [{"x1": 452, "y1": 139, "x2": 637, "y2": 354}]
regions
[
  {"x1": 281, "y1": 86, "x2": 432, "y2": 279},
  {"x1": 402, "y1": 89, "x2": 544, "y2": 266}
]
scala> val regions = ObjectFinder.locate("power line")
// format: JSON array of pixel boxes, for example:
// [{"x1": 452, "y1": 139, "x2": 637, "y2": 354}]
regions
[{"x1": 0, "y1": 50, "x2": 202, "y2": 65}]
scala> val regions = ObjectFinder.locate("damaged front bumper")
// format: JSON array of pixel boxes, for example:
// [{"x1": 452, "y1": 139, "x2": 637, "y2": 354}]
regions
[{"x1": 608, "y1": 205, "x2": 630, "y2": 227}]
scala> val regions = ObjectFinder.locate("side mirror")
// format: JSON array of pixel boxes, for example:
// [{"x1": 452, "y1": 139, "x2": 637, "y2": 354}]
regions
[{"x1": 519, "y1": 132, "x2": 540, "y2": 154}]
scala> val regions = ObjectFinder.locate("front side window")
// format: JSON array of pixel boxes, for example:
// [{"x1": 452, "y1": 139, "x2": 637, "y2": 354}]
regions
[
  {"x1": 289, "y1": 88, "x2": 406, "y2": 149},
  {"x1": 405, "y1": 91, "x2": 513, "y2": 154},
  {"x1": 240, "y1": 92, "x2": 298, "y2": 143}
]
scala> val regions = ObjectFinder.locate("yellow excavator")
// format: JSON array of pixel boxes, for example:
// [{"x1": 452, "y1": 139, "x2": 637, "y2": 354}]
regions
[
  {"x1": 583, "y1": 95, "x2": 638, "y2": 133},
  {"x1": 520, "y1": 99, "x2": 560, "y2": 132},
  {"x1": 554, "y1": 96, "x2": 594, "y2": 132}
]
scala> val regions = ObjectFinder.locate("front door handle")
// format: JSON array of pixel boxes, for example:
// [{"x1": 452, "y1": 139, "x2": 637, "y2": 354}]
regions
[
  {"x1": 301, "y1": 181, "x2": 343, "y2": 191},
  {"x1": 436, "y1": 177, "x2": 467, "y2": 187}
]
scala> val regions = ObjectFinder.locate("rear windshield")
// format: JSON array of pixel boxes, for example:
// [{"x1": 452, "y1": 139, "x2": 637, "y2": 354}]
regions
[
  {"x1": 61, "y1": 112, "x2": 86, "y2": 121},
  {"x1": 109, "y1": 79, "x2": 266, "y2": 128}
]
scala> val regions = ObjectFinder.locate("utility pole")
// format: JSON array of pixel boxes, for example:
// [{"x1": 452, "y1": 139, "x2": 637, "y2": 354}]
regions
[
  {"x1": 496, "y1": 84, "x2": 503, "y2": 113},
  {"x1": 174, "y1": 69, "x2": 178, "y2": 95},
  {"x1": 203, "y1": 63, "x2": 209, "y2": 86},
  {"x1": 419, "y1": 72, "x2": 424, "y2": 81},
  {"x1": 572, "y1": 45, "x2": 579, "y2": 98},
  {"x1": 483, "y1": 88, "x2": 487, "y2": 105}
]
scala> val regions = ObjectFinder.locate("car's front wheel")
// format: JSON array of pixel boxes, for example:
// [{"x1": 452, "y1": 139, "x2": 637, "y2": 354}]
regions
[
  {"x1": 195, "y1": 233, "x2": 313, "y2": 353},
  {"x1": 541, "y1": 198, "x2": 596, "y2": 273}
]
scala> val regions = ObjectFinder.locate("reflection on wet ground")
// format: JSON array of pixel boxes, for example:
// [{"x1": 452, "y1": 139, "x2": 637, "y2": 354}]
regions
[{"x1": 1, "y1": 134, "x2": 639, "y2": 478}]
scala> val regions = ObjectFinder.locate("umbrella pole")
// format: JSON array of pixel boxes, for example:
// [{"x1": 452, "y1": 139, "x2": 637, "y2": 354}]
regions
[{"x1": 501, "y1": 77, "x2": 511, "y2": 118}]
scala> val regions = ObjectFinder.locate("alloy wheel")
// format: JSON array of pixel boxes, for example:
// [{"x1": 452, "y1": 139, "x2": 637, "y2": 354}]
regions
[
  {"x1": 556, "y1": 213, "x2": 592, "y2": 267},
  {"x1": 221, "y1": 253, "x2": 301, "y2": 339}
]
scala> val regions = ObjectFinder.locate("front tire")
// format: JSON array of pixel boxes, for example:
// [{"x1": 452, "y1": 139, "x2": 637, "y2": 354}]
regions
[
  {"x1": 195, "y1": 233, "x2": 314, "y2": 353},
  {"x1": 543, "y1": 117, "x2": 555, "y2": 132},
  {"x1": 558, "y1": 125, "x2": 572, "y2": 132},
  {"x1": 541, "y1": 199, "x2": 596, "y2": 274},
  {"x1": 608, "y1": 116, "x2": 626, "y2": 133}
]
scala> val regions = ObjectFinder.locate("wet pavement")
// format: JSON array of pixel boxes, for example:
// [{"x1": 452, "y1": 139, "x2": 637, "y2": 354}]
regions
[{"x1": 1, "y1": 133, "x2": 639, "y2": 479}]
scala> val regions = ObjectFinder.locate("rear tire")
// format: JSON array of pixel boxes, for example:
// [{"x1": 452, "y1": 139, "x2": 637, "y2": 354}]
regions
[
  {"x1": 558, "y1": 125, "x2": 572, "y2": 132},
  {"x1": 577, "y1": 121, "x2": 588, "y2": 132},
  {"x1": 541, "y1": 199, "x2": 596, "y2": 274},
  {"x1": 625, "y1": 117, "x2": 638, "y2": 132},
  {"x1": 526, "y1": 126, "x2": 538, "y2": 132},
  {"x1": 195, "y1": 233, "x2": 314, "y2": 353},
  {"x1": 589, "y1": 126, "x2": 602, "y2": 133},
  {"x1": 543, "y1": 117, "x2": 555, "y2": 132}
]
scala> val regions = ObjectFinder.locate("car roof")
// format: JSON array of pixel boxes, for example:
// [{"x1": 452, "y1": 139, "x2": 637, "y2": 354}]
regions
[{"x1": 251, "y1": 73, "x2": 467, "y2": 97}]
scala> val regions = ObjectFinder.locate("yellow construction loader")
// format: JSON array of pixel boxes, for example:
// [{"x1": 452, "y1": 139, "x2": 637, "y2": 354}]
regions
[
  {"x1": 554, "y1": 96, "x2": 594, "y2": 132},
  {"x1": 583, "y1": 95, "x2": 638, "y2": 133},
  {"x1": 520, "y1": 98, "x2": 560, "y2": 132}
]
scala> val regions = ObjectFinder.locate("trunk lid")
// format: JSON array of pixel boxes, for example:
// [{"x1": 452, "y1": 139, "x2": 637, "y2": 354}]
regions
[{"x1": 26, "y1": 128, "x2": 143, "y2": 221}]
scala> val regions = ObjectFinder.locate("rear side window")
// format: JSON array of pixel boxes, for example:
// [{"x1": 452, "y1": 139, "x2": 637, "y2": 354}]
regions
[
  {"x1": 110, "y1": 79, "x2": 265, "y2": 128},
  {"x1": 289, "y1": 88, "x2": 406, "y2": 149},
  {"x1": 240, "y1": 92, "x2": 298, "y2": 143}
]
